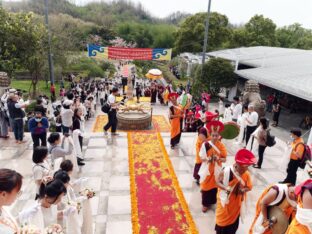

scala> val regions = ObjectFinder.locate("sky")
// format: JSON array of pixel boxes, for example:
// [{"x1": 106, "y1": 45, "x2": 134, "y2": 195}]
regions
[
  {"x1": 76, "y1": 0, "x2": 312, "y2": 29},
  {"x1": 5, "y1": 0, "x2": 312, "y2": 29}
]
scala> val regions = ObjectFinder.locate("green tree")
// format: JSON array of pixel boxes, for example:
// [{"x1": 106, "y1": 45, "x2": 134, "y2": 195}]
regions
[
  {"x1": 151, "y1": 24, "x2": 176, "y2": 48},
  {"x1": 0, "y1": 9, "x2": 48, "y2": 97},
  {"x1": 0, "y1": 8, "x2": 19, "y2": 77},
  {"x1": 15, "y1": 13, "x2": 48, "y2": 97},
  {"x1": 174, "y1": 12, "x2": 232, "y2": 53},
  {"x1": 193, "y1": 58, "x2": 236, "y2": 97},
  {"x1": 244, "y1": 15, "x2": 277, "y2": 46},
  {"x1": 133, "y1": 25, "x2": 153, "y2": 48},
  {"x1": 276, "y1": 23, "x2": 312, "y2": 49},
  {"x1": 229, "y1": 27, "x2": 249, "y2": 48}
]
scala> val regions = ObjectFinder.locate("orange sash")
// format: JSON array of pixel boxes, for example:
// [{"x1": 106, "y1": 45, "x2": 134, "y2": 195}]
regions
[
  {"x1": 216, "y1": 170, "x2": 252, "y2": 227},
  {"x1": 170, "y1": 105, "x2": 183, "y2": 139}
]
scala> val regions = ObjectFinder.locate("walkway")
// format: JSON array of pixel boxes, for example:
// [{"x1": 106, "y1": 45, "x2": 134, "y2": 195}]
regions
[{"x1": 0, "y1": 102, "x2": 310, "y2": 234}]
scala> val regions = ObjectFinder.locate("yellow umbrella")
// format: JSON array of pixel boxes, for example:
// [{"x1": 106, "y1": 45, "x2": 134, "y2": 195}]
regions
[{"x1": 145, "y1": 69, "x2": 163, "y2": 80}]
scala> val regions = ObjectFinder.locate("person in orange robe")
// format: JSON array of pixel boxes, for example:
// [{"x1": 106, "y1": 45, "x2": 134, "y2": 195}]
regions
[
  {"x1": 215, "y1": 149, "x2": 256, "y2": 234},
  {"x1": 193, "y1": 127, "x2": 209, "y2": 185},
  {"x1": 199, "y1": 120, "x2": 227, "y2": 212},
  {"x1": 193, "y1": 111, "x2": 213, "y2": 185},
  {"x1": 286, "y1": 179, "x2": 312, "y2": 234},
  {"x1": 249, "y1": 183, "x2": 297, "y2": 234},
  {"x1": 168, "y1": 92, "x2": 183, "y2": 149}
]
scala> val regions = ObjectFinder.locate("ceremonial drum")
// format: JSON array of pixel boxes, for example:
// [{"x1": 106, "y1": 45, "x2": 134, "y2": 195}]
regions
[
  {"x1": 268, "y1": 206, "x2": 289, "y2": 234},
  {"x1": 220, "y1": 122, "x2": 240, "y2": 140},
  {"x1": 117, "y1": 112, "x2": 152, "y2": 130}
]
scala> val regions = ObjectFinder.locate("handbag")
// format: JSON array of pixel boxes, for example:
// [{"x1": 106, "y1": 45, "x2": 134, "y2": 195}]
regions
[
  {"x1": 101, "y1": 102, "x2": 111, "y2": 113},
  {"x1": 266, "y1": 130, "x2": 276, "y2": 147}
]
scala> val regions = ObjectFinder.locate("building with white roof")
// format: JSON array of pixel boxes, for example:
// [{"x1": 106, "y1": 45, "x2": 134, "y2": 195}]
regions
[{"x1": 207, "y1": 46, "x2": 312, "y2": 102}]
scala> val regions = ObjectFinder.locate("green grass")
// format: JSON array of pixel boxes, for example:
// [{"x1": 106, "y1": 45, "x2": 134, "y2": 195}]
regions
[{"x1": 11, "y1": 80, "x2": 70, "y2": 99}]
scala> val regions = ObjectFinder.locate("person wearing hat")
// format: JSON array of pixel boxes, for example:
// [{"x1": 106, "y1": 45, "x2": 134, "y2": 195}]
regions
[
  {"x1": 286, "y1": 179, "x2": 312, "y2": 233},
  {"x1": 280, "y1": 128, "x2": 305, "y2": 185},
  {"x1": 168, "y1": 92, "x2": 184, "y2": 148},
  {"x1": 7, "y1": 93, "x2": 28, "y2": 144},
  {"x1": 199, "y1": 120, "x2": 227, "y2": 212},
  {"x1": 104, "y1": 87, "x2": 119, "y2": 136},
  {"x1": 28, "y1": 111, "x2": 49, "y2": 149},
  {"x1": 61, "y1": 100, "x2": 74, "y2": 134},
  {"x1": 215, "y1": 149, "x2": 256, "y2": 234},
  {"x1": 249, "y1": 183, "x2": 297, "y2": 234}
]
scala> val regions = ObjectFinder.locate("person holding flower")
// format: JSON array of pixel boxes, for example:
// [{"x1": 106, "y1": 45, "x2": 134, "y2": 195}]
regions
[{"x1": 18, "y1": 178, "x2": 73, "y2": 232}]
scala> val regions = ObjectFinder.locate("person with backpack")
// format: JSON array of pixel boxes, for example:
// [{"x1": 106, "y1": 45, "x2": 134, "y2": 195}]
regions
[
  {"x1": 253, "y1": 118, "x2": 269, "y2": 169},
  {"x1": 280, "y1": 128, "x2": 305, "y2": 185},
  {"x1": 103, "y1": 87, "x2": 119, "y2": 136}
]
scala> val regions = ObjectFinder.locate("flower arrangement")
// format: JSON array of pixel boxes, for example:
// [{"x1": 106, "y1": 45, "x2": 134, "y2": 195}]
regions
[
  {"x1": 20, "y1": 224, "x2": 41, "y2": 234},
  {"x1": 44, "y1": 224, "x2": 64, "y2": 234},
  {"x1": 67, "y1": 201, "x2": 82, "y2": 214},
  {"x1": 79, "y1": 188, "x2": 96, "y2": 199}
]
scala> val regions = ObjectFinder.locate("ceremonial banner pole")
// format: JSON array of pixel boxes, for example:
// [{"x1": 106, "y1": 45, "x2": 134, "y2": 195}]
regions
[{"x1": 44, "y1": 0, "x2": 55, "y2": 85}]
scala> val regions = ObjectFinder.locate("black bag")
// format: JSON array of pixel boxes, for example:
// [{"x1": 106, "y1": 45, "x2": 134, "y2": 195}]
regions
[
  {"x1": 266, "y1": 130, "x2": 276, "y2": 147},
  {"x1": 101, "y1": 102, "x2": 111, "y2": 113}
]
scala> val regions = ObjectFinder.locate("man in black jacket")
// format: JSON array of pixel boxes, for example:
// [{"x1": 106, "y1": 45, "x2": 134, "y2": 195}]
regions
[{"x1": 7, "y1": 94, "x2": 28, "y2": 144}]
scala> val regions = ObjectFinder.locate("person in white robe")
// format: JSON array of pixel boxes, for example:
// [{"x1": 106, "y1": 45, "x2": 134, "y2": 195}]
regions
[
  {"x1": 19, "y1": 179, "x2": 74, "y2": 232},
  {"x1": 0, "y1": 169, "x2": 23, "y2": 234}
]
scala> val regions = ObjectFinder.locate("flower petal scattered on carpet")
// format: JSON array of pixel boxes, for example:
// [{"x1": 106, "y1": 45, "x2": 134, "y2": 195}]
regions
[{"x1": 128, "y1": 132, "x2": 198, "y2": 234}]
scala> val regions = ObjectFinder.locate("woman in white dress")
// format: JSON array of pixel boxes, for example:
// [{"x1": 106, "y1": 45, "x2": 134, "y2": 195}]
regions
[
  {"x1": 54, "y1": 170, "x2": 82, "y2": 234},
  {"x1": 223, "y1": 104, "x2": 232, "y2": 122},
  {"x1": 58, "y1": 162, "x2": 94, "y2": 234},
  {"x1": 0, "y1": 169, "x2": 23, "y2": 234},
  {"x1": 19, "y1": 179, "x2": 74, "y2": 232},
  {"x1": 32, "y1": 146, "x2": 51, "y2": 200}
]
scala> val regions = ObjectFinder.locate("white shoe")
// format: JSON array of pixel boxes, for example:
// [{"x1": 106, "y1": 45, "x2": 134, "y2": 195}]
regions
[{"x1": 104, "y1": 131, "x2": 108, "y2": 136}]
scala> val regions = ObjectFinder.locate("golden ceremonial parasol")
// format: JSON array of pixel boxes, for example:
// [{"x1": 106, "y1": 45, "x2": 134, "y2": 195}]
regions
[{"x1": 145, "y1": 69, "x2": 163, "y2": 80}]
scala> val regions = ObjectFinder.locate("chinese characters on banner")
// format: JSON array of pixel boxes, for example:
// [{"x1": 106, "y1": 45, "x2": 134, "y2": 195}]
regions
[{"x1": 87, "y1": 44, "x2": 172, "y2": 61}]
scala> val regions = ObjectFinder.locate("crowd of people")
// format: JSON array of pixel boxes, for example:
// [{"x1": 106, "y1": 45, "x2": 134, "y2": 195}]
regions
[
  {"x1": 166, "y1": 89, "x2": 312, "y2": 234},
  {"x1": 0, "y1": 65, "x2": 311, "y2": 233},
  {"x1": 0, "y1": 79, "x2": 118, "y2": 233}
]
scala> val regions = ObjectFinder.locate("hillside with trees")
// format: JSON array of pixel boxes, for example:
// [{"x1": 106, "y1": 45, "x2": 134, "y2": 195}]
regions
[{"x1": 2, "y1": 0, "x2": 312, "y2": 97}]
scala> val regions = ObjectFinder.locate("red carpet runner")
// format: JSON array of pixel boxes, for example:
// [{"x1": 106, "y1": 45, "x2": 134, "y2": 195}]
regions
[{"x1": 128, "y1": 132, "x2": 198, "y2": 233}]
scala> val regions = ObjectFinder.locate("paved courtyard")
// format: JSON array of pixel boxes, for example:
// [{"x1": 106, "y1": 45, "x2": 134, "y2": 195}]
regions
[{"x1": 0, "y1": 103, "x2": 310, "y2": 234}]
